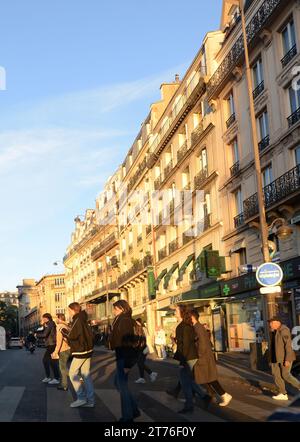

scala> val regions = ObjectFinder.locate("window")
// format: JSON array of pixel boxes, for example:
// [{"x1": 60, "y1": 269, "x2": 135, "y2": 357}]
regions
[
  {"x1": 289, "y1": 85, "x2": 300, "y2": 114},
  {"x1": 295, "y1": 146, "x2": 300, "y2": 165},
  {"x1": 262, "y1": 165, "x2": 274, "y2": 187},
  {"x1": 199, "y1": 148, "x2": 207, "y2": 171},
  {"x1": 227, "y1": 92, "x2": 235, "y2": 117},
  {"x1": 257, "y1": 110, "x2": 270, "y2": 149},
  {"x1": 238, "y1": 248, "x2": 247, "y2": 267},
  {"x1": 56, "y1": 308, "x2": 65, "y2": 315},
  {"x1": 282, "y1": 19, "x2": 296, "y2": 55},
  {"x1": 234, "y1": 188, "x2": 243, "y2": 215},
  {"x1": 253, "y1": 58, "x2": 264, "y2": 89},
  {"x1": 232, "y1": 139, "x2": 239, "y2": 163},
  {"x1": 55, "y1": 293, "x2": 61, "y2": 303}
]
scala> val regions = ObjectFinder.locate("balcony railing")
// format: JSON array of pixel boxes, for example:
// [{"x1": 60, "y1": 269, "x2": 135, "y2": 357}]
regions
[
  {"x1": 177, "y1": 141, "x2": 188, "y2": 163},
  {"x1": 288, "y1": 106, "x2": 300, "y2": 128},
  {"x1": 194, "y1": 167, "x2": 209, "y2": 189},
  {"x1": 253, "y1": 81, "x2": 265, "y2": 100},
  {"x1": 182, "y1": 231, "x2": 194, "y2": 246},
  {"x1": 91, "y1": 232, "x2": 118, "y2": 259},
  {"x1": 258, "y1": 135, "x2": 270, "y2": 152},
  {"x1": 234, "y1": 164, "x2": 300, "y2": 227},
  {"x1": 118, "y1": 255, "x2": 153, "y2": 286},
  {"x1": 281, "y1": 44, "x2": 297, "y2": 68},
  {"x1": 168, "y1": 238, "x2": 178, "y2": 255},
  {"x1": 230, "y1": 161, "x2": 240, "y2": 177},
  {"x1": 154, "y1": 176, "x2": 161, "y2": 190},
  {"x1": 146, "y1": 224, "x2": 152, "y2": 236},
  {"x1": 164, "y1": 160, "x2": 174, "y2": 179},
  {"x1": 158, "y1": 247, "x2": 167, "y2": 261},
  {"x1": 226, "y1": 113, "x2": 236, "y2": 129},
  {"x1": 207, "y1": 0, "x2": 284, "y2": 100},
  {"x1": 234, "y1": 212, "x2": 245, "y2": 229},
  {"x1": 137, "y1": 234, "x2": 142, "y2": 244}
]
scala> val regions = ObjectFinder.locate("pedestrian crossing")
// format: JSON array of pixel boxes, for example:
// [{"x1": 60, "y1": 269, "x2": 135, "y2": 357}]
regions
[{"x1": 0, "y1": 383, "x2": 296, "y2": 422}]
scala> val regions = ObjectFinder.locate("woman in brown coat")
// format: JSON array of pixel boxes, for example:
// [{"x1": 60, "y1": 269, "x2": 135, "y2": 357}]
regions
[{"x1": 191, "y1": 309, "x2": 232, "y2": 407}]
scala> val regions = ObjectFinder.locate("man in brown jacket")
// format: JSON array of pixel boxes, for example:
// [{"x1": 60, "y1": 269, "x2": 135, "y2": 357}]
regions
[{"x1": 269, "y1": 317, "x2": 300, "y2": 400}]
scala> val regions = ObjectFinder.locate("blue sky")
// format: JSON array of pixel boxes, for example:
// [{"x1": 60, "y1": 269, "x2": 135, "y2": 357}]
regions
[{"x1": 0, "y1": 0, "x2": 222, "y2": 291}]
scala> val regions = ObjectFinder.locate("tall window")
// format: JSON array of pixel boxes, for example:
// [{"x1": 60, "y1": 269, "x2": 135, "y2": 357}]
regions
[
  {"x1": 232, "y1": 139, "x2": 239, "y2": 163},
  {"x1": 282, "y1": 19, "x2": 296, "y2": 56},
  {"x1": 199, "y1": 148, "x2": 207, "y2": 171},
  {"x1": 295, "y1": 146, "x2": 300, "y2": 165},
  {"x1": 257, "y1": 111, "x2": 269, "y2": 141},
  {"x1": 253, "y1": 57, "x2": 264, "y2": 89},
  {"x1": 234, "y1": 188, "x2": 243, "y2": 215},
  {"x1": 289, "y1": 85, "x2": 300, "y2": 114},
  {"x1": 262, "y1": 165, "x2": 274, "y2": 187},
  {"x1": 227, "y1": 92, "x2": 235, "y2": 118}
]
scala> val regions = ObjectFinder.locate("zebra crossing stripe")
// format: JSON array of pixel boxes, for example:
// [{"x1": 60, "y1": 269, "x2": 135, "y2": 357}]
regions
[
  {"x1": 142, "y1": 390, "x2": 225, "y2": 422},
  {"x1": 0, "y1": 387, "x2": 25, "y2": 422},
  {"x1": 223, "y1": 397, "x2": 273, "y2": 420},
  {"x1": 95, "y1": 389, "x2": 153, "y2": 422}
]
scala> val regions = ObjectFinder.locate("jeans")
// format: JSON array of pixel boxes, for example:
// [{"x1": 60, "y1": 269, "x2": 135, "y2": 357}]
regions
[
  {"x1": 272, "y1": 363, "x2": 300, "y2": 395},
  {"x1": 43, "y1": 345, "x2": 60, "y2": 379},
  {"x1": 59, "y1": 350, "x2": 71, "y2": 389},
  {"x1": 179, "y1": 364, "x2": 208, "y2": 409},
  {"x1": 137, "y1": 352, "x2": 152, "y2": 379},
  {"x1": 114, "y1": 358, "x2": 139, "y2": 421},
  {"x1": 69, "y1": 357, "x2": 95, "y2": 403}
]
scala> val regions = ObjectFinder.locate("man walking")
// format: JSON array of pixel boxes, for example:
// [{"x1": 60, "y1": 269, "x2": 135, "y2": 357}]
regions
[
  {"x1": 269, "y1": 316, "x2": 300, "y2": 400},
  {"x1": 66, "y1": 303, "x2": 95, "y2": 408},
  {"x1": 38, "y1": 313, "x2": 60, "y2": 385}
]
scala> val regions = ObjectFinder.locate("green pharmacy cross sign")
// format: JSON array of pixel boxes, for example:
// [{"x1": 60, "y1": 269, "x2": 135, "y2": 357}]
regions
[{"x1": 222, "y1": 284, "x2": 231, "y2": 296}]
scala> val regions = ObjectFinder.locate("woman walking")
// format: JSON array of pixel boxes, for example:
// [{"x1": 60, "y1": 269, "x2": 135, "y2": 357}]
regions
[
  {"x1": 174, "y1": 305, "x2": 210, "y2": 414},
  {"x1": 109, "y1": 300, "x2": 140, "y2": 422},
  {"x1": 134, "y1": 318, "x2": 158, "y2": 384},
  {"x1": 38, "y1": 313, "x2": 60, "y2": 385},
  {"x1": 51, "y1": 313, "x2": 71, "y2": 391},
  {"x1": 191, "y1": 309, "x2": 232, "y2": 407}
]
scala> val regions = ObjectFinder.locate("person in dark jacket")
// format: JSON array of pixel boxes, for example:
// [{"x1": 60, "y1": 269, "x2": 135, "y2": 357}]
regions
[
  {"x1": 174, "y1": 305, "x2": 210, "y2": 414},
  {"x1": 191, "y1": 309, "x2": 232, "y2": 407},
  {"x1": 67, "y1": 303, "x2": 95, "y2": 408},
  {"x1": 37, "y1": 313, "x2": 60, "y2": 384},
  {"x1": 109, "y1": 299, "x2": 140, "y2": 422},
  {"x1": 269, "y1": 317, "x2": 300, "y2": 401},
  {"x1": 134, "y1": 318, "x2": 158, "y2": 384}
]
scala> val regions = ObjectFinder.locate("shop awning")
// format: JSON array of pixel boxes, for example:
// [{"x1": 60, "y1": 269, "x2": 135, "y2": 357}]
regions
[
  {"x1": 230, "y1": 239, "x2": 246, "y2": 254},
  {"x1": 177, "y1": 254, "x2": 195, "y2": 282},
  {"x1": 163, "y1": 262, "x2": 179, "y2": 289},
  {"x1": 155, "y1": 268, "x2": 168, "y2": 290}
]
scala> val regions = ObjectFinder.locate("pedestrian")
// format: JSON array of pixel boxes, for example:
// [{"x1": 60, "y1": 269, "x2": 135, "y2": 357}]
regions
[
  {"x1": 37, "y1": 313, "x2": 60, "y2": 385},
  {"x1": 66, "y1": 302, "x2": 95, "y2": 408},
  {"x1": 154, "y1": 326, "x2": 167, "y2": 359},
  {"x1": 190, "y1": 309, "x2": 232, "y2": 407},
  {"x1": 174, "y1": 305, "x2": 210, "y2": 414},
  {"x1": 269, "y1": 316, "x2": 300, "y2": 401},
  {"x1": 109, "y1": 299, "x2": 140, "y2": 422},
  {"x1": 134, "y1": 318, "x2": 158, "y2": 384},
  {"x1": 51, "y1": 313, "x2": 71, "y2": 391}
]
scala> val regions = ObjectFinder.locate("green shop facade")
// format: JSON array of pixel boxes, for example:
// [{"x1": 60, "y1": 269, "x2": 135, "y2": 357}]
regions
[{"x1": 168, "y1": 256, "x2": 300, "y2": 353}]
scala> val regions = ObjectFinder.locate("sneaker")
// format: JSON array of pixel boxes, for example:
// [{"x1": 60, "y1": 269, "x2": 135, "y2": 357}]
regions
[
  {"x1": 150, "y1": 372, "x2": 158, "y2": 382},
  {"x1": 272, "y1": 393, "x2": 289, "y2": 401},
  {"x1": 70, "y1": 399, "x2": 87, "y2": 408},
  {"x1": 42, "y1": 377, "x2": 52, "y2": 383},
  {"x1": 82, "y1": 402, "x2": 95, "y2": 408},
  {"x1": 219, "y1": 393, "x2": 232, "y2": 407},
  {"x1": 48, "y1": 379, "x2": 60, "y2": 385},
  {"x1": 135, "y1": 378, "x2": 146, "y2": 384}
]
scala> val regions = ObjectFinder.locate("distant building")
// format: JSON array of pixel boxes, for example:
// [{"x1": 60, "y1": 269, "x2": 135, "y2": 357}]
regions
[{"x1": 0, "y1": 291, "x2": 19, "y2": 306}]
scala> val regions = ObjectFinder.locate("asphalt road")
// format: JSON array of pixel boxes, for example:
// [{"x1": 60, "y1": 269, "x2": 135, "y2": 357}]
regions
[{"x1": 0, "y1": 347, "x2": 295, "y2": 422}]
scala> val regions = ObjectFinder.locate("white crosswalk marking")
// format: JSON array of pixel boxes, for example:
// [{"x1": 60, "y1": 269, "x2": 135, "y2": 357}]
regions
[
  {"x1": 247, "y1": 394, "x2": 291, "y2": 406},
  {"x1": 0, "y1": 387, "x2": 25, "y2": 422},
  {"x1": 224, "y1": 397, "x2": 273, "y2": 420},
  {"x1": 95, "y1": 389, "x2": 153, "y2": 422},
  {"x1": 143, "y1": 390, "x2": 225, "y2": 422},
  {"x1": 47, "y1": 387, "x2": 80, "y2": 422}
]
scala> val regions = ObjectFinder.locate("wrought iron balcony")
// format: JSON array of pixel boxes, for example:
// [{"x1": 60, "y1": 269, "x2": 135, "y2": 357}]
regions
[
  {"x1": 168, "y1": 238, "x2": 178, "y2": 255},
  {"x1": 146, "y1": 224, "x2": 152, "y2": 236},
  {"x1": 234, "y1": 164, "x2": 300, "y2": 227},
  {"x1": 281, "y1": 44, "x2": 297, "y2": 68},
  {"x1": 253, "y1": 81, "x2": 265, "y2": 100},
  {"x1": 164, "y1": 160, "x2": 174, "y2": 179},
  {"x1": 191, "y1": 122, "x2": 204, "y2": 146},
  {"x1": 226, "y1": 113, "x2": 236, "y2": 129},
  {"x1": 194, "y1": 167, "x2": 209, "y2": 189},
  {"x1": 234, "y1": 213, "x2": 245, "y2": 229},
  {"x1": 118, "y1": 255, "x2": 153, "y2": 287},
  {"x1": 177, "y1": 141, "x2": 189, "y2": 163},
  {"x1": 182, "y1": 230, "x2": 194, "y2": 245},
  {"x1": 230, "y1": 161, "x2": 240, "y2": 177},
  {"x1": 183, "y1": 182, "x2": 191, "y2": 191},
  {"x1": 158, "y1": 247, "x2": 167, "y2": 261},
  {"x1": 137, "y1": 234, "x2": 142, "y2": 244},
  {"x1": 207, "y1": 0, "x2": 284, "y2": 100},
  {"x1": 154, "y1": 176, "x2": 161, "y2": 190},
  {"x1": 91, "y1": 232, "x2": 118, "y2": 260},
  {"x1": 143, "y1": 254, "x2": 153, "y2": 267},
  {"x1": 288, "y1": 106, "x2": 300, "y2": 128},
  {"x1": 258, "y1": 135, "x2": 270, "y2": 152}
]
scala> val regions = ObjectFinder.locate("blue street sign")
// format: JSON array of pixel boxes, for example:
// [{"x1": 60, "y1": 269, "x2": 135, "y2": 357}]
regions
[{"x1": 256, "y1": 262, "x2": 283, "y2": 287}]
